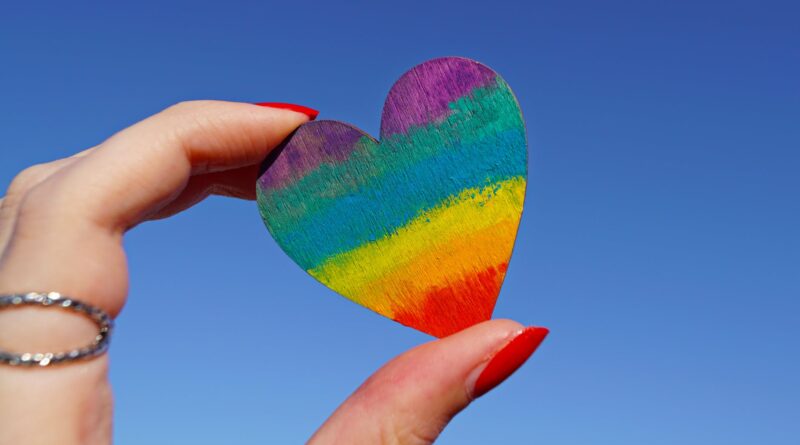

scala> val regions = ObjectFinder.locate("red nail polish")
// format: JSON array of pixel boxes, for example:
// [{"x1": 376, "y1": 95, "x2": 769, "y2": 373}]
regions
[
  {"x1": 473, "y1": 326, "x2": 549, "y2": 398},
  {"x1": 254, "y1": 102, "x2": 319, "y2": 120}
]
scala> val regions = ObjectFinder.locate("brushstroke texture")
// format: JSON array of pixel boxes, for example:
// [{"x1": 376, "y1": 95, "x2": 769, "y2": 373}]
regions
[{"x1": 257, "y1": 57, "x2": 527, "y2": 337}]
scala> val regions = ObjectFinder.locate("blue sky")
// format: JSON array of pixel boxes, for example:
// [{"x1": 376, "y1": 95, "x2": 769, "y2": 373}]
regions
[{"x1": 2, "y1": 1, "x2": 798, "y2": 443}]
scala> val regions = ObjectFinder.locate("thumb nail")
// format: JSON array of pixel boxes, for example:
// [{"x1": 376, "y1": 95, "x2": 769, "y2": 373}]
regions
[{"x1": 469, "y1": 326, "x2": 549, "y2": 399}]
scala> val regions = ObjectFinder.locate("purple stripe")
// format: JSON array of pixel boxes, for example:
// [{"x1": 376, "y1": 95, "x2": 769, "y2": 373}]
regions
[
  {"x1": 258, "y1": 122, "x2": 364, "y2": 190},
  {"x1": 380, "y1": 58, "x2": 497, "y2": 137}
]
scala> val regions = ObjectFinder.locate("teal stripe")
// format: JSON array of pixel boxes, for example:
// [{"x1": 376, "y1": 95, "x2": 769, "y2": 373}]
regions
[{"x1": 260, "y1": 78, "x2": 522, "y2": 229}]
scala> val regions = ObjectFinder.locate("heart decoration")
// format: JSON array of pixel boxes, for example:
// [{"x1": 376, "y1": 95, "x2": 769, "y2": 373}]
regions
[{"x1": 257, "y1": 57, "x2": 527, "y2": 337}]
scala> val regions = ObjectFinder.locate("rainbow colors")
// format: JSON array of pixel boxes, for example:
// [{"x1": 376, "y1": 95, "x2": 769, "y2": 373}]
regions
[{"x1": 257, "y1": 58, "x2": 527, "y2": 337}]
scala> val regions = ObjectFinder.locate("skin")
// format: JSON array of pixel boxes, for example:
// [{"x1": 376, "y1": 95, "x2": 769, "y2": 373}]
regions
[{"x1": 0, "y1": 101, "x2": 530, "y2": 444}]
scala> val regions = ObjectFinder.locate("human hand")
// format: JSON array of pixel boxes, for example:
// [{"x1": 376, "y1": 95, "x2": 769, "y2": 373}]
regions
[{"x1": 0, "y1": 101, "x2": 547, "y2": 444}]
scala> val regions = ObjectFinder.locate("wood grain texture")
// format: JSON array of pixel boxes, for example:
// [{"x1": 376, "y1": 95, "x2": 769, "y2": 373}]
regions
[{"x1": 257, "y1": 57, "x2": 527, "y2": 337}]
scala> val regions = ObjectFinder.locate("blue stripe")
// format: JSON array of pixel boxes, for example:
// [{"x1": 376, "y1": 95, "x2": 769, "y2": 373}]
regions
[{"x1": 268, "y1": 127, "x2": 527, "y2": 269}]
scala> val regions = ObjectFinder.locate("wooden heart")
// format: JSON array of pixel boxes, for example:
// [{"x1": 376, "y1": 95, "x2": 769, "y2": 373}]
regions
[{"x1": 257, "y1": 57, "x2": 527, "y2": 337}]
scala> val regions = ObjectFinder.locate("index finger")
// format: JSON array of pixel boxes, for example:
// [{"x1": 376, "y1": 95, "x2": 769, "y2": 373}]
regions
[{"x1": 26, "y1": 100, "x2": 313, "y2": 233}]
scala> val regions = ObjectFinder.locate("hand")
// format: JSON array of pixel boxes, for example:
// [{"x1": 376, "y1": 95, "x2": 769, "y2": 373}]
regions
[{"x1": 0, "y1": 101, "x2": 548, "y2": 445}]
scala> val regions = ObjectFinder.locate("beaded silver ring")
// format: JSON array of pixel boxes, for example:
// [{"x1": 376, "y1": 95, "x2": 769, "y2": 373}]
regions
[{"x1": 0, "y1": 292, "x2": 113, "y2": 367}]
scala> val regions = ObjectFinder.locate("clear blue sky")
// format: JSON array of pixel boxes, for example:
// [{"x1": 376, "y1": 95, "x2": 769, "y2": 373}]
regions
[{"x1": 2, "y1": 1, "x2": 798, "y2": 443}]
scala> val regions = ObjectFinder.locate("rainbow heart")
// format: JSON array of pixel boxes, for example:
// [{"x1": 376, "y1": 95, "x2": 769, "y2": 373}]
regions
[{"x1": 257, "y1": 57, "x2": 527, "y2": 337}]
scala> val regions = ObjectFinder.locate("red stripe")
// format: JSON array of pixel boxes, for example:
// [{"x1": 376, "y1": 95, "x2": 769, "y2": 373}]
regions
[{"x1": 393, "y1": 263, "x2": 508, "y2": 338}]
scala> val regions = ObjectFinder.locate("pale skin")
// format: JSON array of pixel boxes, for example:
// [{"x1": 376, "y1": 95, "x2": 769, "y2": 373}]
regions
[{"x1": 0, "y1": 101, "x2": 534, "y2": 444}]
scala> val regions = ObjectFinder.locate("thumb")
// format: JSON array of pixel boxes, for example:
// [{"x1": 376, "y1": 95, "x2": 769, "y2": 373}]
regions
[{"x1": 309, "y1": 320, "x2": 549, "y2": 445}]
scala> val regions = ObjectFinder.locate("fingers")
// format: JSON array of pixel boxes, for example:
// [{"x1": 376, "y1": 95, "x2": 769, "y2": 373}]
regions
[
  {"x1": 309, "y1": 320, "x2": 549, "y2": 445},
  {"x1": 0, "y1": 151, "x2": 108, "y2": 445},
  {"x1": 0, "y1": 101, "x2": 310, "y2": 314},
  {"x1": 143, "y1": 164, "x2": 262, "y2": 221},
  {"x1": 0, "y1": 103, "x2": 311, "y2": 445},
  {"x1": 20, "y1": 101, "x2": 310, "y2": 233}
]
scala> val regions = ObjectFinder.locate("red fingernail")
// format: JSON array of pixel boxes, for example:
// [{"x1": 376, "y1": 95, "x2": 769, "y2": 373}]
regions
[
  {"x1": 254, "y1": 102, "x2": 319, "y2": 120},
  {"x1": 472, "y1": 326, "x2": 549, "y2": 398}
]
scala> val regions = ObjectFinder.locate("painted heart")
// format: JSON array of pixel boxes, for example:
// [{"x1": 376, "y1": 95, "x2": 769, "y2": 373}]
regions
[{"x1": 257, "y1": 57, "x2": 527, "y2": 337}]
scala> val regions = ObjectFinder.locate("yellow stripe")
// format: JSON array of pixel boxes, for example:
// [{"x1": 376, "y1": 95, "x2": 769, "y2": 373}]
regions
[
  {"x1": 308, "y1": 176, "x2": 525, "y2": 315},
  {"x1": 366, "y1": 218, "x2": 518, "y2": 315}
]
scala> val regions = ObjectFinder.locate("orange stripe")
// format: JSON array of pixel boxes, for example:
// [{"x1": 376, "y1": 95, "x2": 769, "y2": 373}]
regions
[
  {"x1": 346, "y1": 216, "x2": 519, "y2": 321},
  {"x1": 393, "y1": 263, "x2": 508, "y2": 337}
]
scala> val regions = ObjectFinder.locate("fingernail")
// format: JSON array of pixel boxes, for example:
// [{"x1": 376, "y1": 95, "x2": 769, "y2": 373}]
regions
[
  {"x1": 471, "y1": 326, "x2": 549, "y2": 399},
  {"x1": 253, "y1": 102, "x2": 319, "y2": 120}
]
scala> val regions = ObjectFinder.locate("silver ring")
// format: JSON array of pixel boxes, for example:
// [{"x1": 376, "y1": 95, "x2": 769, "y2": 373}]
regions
[{"x1": 0, "y1": 292, "x2": 113, "y2": 367}]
